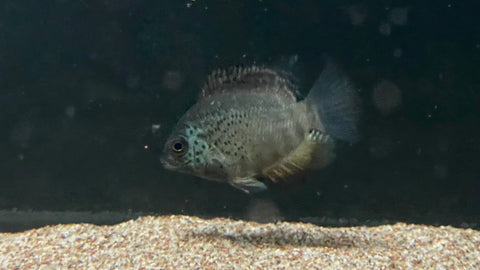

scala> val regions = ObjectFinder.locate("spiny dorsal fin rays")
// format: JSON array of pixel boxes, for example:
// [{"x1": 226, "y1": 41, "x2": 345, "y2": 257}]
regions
[{"x1": 200, "y1": 65, "x2": 298, "y2": 101}]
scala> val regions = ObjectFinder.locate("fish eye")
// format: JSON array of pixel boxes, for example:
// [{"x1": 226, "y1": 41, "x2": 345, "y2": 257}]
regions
[
  {"x1": 173, "y1": 142, "x2": 183, "y2": 151},
  {"x1": 171, "y1": 138, "x2": 188, "y2": 155}
]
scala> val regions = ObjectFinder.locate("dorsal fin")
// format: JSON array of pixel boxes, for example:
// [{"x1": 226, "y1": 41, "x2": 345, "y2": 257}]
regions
[{"x1": 199, "y1": 65, "x2": 299, "y2": 101}]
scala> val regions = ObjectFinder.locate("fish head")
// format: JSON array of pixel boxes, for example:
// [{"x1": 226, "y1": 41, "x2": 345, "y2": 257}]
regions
[{"x1": 161, "y1": 123, "x2": 229, "y2": 181}]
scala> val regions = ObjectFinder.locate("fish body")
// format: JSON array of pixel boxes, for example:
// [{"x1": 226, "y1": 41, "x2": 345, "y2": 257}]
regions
[{"x1": 161, "y1": 59, "x2": 360, "y2": 193}]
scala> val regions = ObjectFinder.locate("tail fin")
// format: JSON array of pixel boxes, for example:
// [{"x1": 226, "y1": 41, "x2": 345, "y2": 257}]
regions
[{"x1": 307, "y1": 60, "x2": 361, "y2": 143}]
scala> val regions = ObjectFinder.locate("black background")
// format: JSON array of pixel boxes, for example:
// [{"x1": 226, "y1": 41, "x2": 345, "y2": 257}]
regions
[{"x1": 1, "y1": 0, "x2": 479, "y2": 230}]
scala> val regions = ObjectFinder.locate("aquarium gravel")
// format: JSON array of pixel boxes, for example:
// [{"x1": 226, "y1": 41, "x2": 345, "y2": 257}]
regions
[{"x1": 0, "y1": 215, "x2": 479, "y2": 269}]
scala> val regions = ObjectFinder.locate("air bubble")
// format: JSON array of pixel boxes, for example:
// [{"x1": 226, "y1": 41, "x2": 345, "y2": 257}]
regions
[
  {"x1": 393, "y1": 48, "x2": 403, "y2": 58},
  {"x1": 162, "y1": 71, "x2": 183, "y2": 90},
  {"x1": 10, "y1": 122, "x2": 33, "y2": 149},
  {"x1": 388, "y1": 7, "x2": 408, "y2": 26},
  {"x1": 372, "y1": 80, "x2": 402, "y2": 116},
  {"x1": 379, "y1": 22, "x2": 391, "y2": 36},
  {"x1": 346, "y1": 5, "x2": 367, "y2": 26},
  {"x1": 244, "y1": 199, "x2": 283, "y2": 223},
  {"x1": 65, "y1": 105, "x2": 76, "y2": 118}
]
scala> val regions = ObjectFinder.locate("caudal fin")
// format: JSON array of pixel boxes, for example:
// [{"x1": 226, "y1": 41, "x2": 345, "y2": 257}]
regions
[{"x1": 307, "y1": 60, "x2": 361, "y2": 143}]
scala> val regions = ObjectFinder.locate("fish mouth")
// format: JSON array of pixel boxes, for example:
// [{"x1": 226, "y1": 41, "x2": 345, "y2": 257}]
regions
[{"x1": 160, "y1": 156, "x2": 176, "y2": 170}]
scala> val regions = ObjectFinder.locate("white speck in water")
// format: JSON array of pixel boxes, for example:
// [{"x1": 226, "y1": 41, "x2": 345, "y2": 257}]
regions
[
  {"x1": 151, "y1": 124, "x2": 161, "y2": 134},
  {"x1": 186, "y1": 2, "x2": 192, "y2": 8},
  {"x1": 18, "y1": 153, "x2": 24, "y2": 160},
  {"x1": 388, "y1": 7, "x2": 408, "y2": 25},
  {"x1": 379, "y1": 22, "x2": 391, "y2": 36},
  {"x1": 393, "y1": 48, "x2": 403, "y2": 58},
  {"x1": 242, "y1": 53, "x2": 247, "y2": 58},
  {"x1": 343, "y1": 184, "x2": 349, "y2": 189},
  {"x1": 144, "y1": 145, "x2": 149, "y2": 149}
]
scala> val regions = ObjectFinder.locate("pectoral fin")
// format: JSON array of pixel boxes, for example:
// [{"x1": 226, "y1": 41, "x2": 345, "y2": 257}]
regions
[
  {"x1": 230, "y1": 177, "x2": 268, "y2": 194},
  {"x1": 262, "y1": 129, "x2": 335, "y2": 183}
]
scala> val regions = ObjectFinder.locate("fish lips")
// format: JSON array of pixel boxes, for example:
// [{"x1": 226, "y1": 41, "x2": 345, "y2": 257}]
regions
[
  {"x1": 160, "y1": 153, "x2": 193, "y2": 174},
  {"x1": 160, "y1": 155, "x2": 176, "y2": 170}
]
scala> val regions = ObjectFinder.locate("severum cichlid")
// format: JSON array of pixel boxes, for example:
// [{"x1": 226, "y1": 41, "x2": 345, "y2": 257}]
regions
[{"x1": 161, "y1": 58, "x2": 360, "y2": 193}]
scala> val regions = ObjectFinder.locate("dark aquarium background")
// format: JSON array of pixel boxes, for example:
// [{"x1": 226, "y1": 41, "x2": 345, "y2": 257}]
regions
[{"x1": 1, "y1": 0, "x2": 479, "y2": 232}]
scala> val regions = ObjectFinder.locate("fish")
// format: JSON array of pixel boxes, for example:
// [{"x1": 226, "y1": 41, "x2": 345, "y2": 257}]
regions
[{"x1": 161, "y1": 57, "x2": 361, "y2": 193}]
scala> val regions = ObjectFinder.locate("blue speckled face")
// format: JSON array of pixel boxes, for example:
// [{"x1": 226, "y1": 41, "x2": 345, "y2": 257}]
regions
[{"x1": 161, "y1": 124, "x2": 220, "y2": 179}]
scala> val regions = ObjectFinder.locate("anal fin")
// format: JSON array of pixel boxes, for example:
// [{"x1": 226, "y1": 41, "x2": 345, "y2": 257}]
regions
[{"x1": 262, "y1": 129, "x2": 335, "y2": 183}]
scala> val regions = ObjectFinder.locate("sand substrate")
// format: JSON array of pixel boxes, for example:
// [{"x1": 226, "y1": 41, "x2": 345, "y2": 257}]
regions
[{"x1": 0, "y1": 215, "x2": 479, "y2": 269}]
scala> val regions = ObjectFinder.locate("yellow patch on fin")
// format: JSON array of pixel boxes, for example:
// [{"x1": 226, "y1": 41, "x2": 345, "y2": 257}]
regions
[{"x1": 262, "y1": 129, "x2": 335, "y2": 183}]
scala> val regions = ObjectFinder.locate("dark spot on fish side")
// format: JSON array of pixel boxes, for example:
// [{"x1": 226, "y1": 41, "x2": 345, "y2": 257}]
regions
[
  {"x1": 194, "y1": 141, "x2": 198, "y2": 145},
  {"x1": 201, "y1": 145, "x2": 206, "y2": 149},
  {"x1": 195, "y1": 158, "x2": 200, "y2": 163}
]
